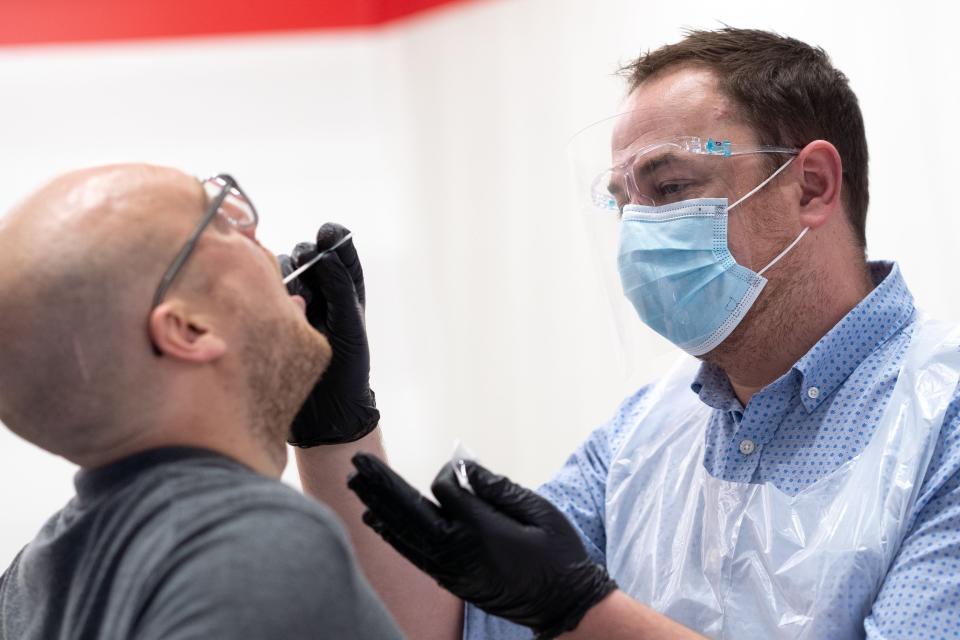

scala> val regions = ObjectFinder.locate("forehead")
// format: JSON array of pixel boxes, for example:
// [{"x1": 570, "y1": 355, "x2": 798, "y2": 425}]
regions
[
  {"x1": 610, "y1": 67, "x2": 755, "y2": 163},
  {"x1": 139, "y1": 174, "x2": 208, "y2": 238},
  {"x1": 5, "y1": 166, "x2": 205, "y2": 245}
]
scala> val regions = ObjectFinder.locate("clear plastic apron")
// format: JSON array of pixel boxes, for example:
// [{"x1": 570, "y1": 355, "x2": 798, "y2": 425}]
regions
[{"x1": 604, "y1": 317, "x2": 960, "y2": 638}]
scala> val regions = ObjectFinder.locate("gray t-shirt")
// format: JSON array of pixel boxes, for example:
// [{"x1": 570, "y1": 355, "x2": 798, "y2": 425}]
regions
[{"x1": 0, "y1": 447, "x2": 404, "y2": 640}]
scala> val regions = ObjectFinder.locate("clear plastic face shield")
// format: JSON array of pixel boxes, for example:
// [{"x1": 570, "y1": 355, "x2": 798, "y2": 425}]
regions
[{"x1": 568, "y1": 111, "x2": 799, "y2": 384}]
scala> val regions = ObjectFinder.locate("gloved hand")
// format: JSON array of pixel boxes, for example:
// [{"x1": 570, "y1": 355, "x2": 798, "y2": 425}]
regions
[
  {"x1": 278, "y1": 223, "x2": 379, "y2": 446},
  {"x1": 347, "y1": 453, "x2": 617, "y2": 639}
]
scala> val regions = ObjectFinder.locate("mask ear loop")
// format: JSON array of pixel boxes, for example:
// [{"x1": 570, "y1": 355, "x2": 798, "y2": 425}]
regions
[
  {"x1": 758, "y1": 227, "x2": 809, "y2": 276},
  {"x1": 725, "y1": 156, "x2": 808, "y2": 276}
]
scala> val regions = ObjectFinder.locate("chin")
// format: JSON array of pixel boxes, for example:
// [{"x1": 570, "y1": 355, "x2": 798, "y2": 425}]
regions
[
  {"x1": 285, "y1": 321, "x2": 332, "y2": 406},
  {"x1": 307, "y1": 329, "x2": 333, "y2": 378},
  {"x1": 242, "y1": 312, "x2": 332, "y2": 452}
]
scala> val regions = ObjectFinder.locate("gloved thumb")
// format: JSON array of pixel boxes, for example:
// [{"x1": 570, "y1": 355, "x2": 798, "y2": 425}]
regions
[
  {"x1": 465, "y1": 462, "x2": 572, "y2": 532},
  {"x1": 431, "y1": 461, "x2": 558, "y2": 533},
  {"x1": 431, "y1": 463, "x2": 522, "y2": 532},
  {"x1": 316, "y1": 222, "x2": 351, "y2": 252}
]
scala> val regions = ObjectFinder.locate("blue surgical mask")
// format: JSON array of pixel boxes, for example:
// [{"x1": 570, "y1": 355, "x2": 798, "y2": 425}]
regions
[{"x1": 617, "y1": 159, "x2": 807, "y2": 356}]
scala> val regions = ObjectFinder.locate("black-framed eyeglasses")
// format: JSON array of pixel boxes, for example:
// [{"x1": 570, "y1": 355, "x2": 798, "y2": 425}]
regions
[{"x1": 149, "y1": 174, "x2": 258, "y2": 353}]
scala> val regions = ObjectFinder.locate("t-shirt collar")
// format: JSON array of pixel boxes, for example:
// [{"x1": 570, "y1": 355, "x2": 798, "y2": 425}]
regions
[{"x1": 74, "y1": 446, "x2": 236, "y2": 503}]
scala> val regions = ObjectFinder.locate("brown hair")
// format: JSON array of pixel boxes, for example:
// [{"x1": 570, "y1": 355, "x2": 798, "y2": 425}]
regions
[{"x1": 620, "y1": 28, "x2": 869, "y2": 249}]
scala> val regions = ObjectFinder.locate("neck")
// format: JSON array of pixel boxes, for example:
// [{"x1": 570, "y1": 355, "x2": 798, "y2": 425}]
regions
[
  {"x1": 707, "y1": 259, "x2": 874, "y2": 406},
  {"x1": 73, "y1": 422, "x2": 285, "y2": 477},
  {"x1": 69, "y1": 389, "x2": 287, "y2": 477}
]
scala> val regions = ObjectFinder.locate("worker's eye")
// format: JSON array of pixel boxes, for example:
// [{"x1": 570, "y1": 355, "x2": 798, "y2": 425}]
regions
[
  {"x1": 655, "y1": 180, "x2": 696, "y2": 204},
  {"x1": 658, "y1": 181, "x2": 688, "y2": 195}
]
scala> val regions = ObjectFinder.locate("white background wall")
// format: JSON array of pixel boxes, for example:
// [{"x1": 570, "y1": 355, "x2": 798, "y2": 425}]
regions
[{"x1": 2, "y1": 0, "x2": 958, "y2": 568}]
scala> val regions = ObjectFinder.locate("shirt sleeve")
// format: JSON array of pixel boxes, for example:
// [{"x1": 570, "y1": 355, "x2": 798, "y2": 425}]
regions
[
  {"x1": 463, "y1": 386, "x2": 649, "y2": 640},
  {"x1": 132, "y1": 502, "x2": 404, "y2": 640},
  {"x1": 865, "y1": 399, "x2": 960, "y2": 639}
]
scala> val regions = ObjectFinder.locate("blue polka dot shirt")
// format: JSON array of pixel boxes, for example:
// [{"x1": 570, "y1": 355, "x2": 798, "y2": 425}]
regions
[{"x1": 464, "y1": 262, "x2": 960, "y2": 640}]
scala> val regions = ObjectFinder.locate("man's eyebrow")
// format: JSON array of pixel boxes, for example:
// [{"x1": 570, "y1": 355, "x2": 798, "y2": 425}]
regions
[{"x1": 633, "y1": 152, "x2": 681, "y2": 178}]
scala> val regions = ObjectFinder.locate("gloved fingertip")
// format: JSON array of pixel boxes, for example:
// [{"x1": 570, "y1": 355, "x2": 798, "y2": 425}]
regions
[
  {"x1": 277, "y1": 254, "x2": 293, "y2": 276},
  {"x1": 351, "y1": 452, "x2": 380, "y2": 472},
  {"x1": 464, "y1": 460, "x2": 499, "y2": 487},
  {"x1": 463, "y1": 462, "x2": 519, "y2": 506},
  {"x1": 316, "y1": 222, "x2": 352, "y2": 252},
  {"x1": 430, "y1": 463, "x2": 462, "y2": 499},
  {"x1": 350, "y1": 454, "x2": 401, "y2": 494},
  {"x1": 346, "y1": 470, "x2": 360, "y2": 488},
  {"x1": 346, "y1": 470, "x2": 371, "y2": 497},
  {"x1": 361, "y1": 509, "x2": 385, "y2": 533},
  {"x1": 282, "y1": 274, "x2": 310, "y2": 300},
  {"x1": 278, "y1": 254, "x2": 307, "y2": 296},
  {"x1": 347, "y1": 476, "x2": 389, "y2": 514},
  {"x1": 431, "y1": 465, "x2": 495, "y2": 525},
  {"x1": 291, "y1": 242, "x2": 318, "y2": 267}
]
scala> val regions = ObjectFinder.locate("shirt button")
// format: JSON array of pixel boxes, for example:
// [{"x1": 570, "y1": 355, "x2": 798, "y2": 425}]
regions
[
  {"x1": 807, "y1": 386, "x2": 820, "y2": 399},
  {"x1": 739, "y1": 439, "x2": 756, "y2": 456}
]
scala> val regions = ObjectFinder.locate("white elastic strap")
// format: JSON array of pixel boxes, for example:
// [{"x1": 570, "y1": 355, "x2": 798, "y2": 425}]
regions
[
  {"x1": 758, "y1": 226, "x2": 809, "y2": 276},
  {"x1": 729, "y1": 157, "x2": 795, "y2": 211}
]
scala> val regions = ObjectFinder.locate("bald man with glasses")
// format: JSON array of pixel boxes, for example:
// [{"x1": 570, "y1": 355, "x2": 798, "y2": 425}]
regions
[{"x1": 0, "y1": 165, "x2": 403, "y2": 640}]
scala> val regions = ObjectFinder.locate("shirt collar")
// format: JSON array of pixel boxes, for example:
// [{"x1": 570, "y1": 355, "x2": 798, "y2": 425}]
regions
[
  {"x1": 691, "y1": 261, "x2": 914, "y2": 413},
  {"x1": 691, "y1": 361, "x2": 744, "y2": 414},
  {"x1": 793, "y1": 261, "x2": 914, "y2": 412}
]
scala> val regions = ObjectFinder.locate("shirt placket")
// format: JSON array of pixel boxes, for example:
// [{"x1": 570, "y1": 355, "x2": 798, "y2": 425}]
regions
[
  {"x1": 735, "y1": 376, "x2": 799, "y2": 483},
  {"x1": 727, "y1": 409, "x2": 763, "y2": 482}
]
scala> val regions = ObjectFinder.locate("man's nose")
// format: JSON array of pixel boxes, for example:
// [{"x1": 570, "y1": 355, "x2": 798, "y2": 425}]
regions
[{"x1": 239, "y1": 222, "x2": 258, "y2": 242}]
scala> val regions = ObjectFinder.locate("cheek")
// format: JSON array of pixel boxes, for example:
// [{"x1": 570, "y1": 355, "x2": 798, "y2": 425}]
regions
[
  {"x1": 727, "y1": 194, "x2": 794, "y2": 271},
  {"x1": 216, "y1": 257, "x2": 284, "y2": 312},
  {"x1": 239, "y1": 243, "x2": 283, "y2": 291},
  {"x1": 258, "y1": 243, "x2": 282, "y2": 277},
  {"x1": 725, "y1": 213, "x2": 756, "y2": 267}
]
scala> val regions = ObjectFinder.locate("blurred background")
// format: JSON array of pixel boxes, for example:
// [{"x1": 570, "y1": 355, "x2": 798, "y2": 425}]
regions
[{"x1": 1, "y1": 0, "x2": 956, "y2": 567}]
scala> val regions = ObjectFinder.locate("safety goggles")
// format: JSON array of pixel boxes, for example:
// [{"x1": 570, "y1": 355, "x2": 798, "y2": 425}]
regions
[{"x1": 591, "y1": 136, "x2": 800, "y2": 211}]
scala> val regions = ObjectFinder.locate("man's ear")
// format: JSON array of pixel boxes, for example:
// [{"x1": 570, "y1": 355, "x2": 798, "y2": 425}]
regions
[
  {"x1": 148, "y1": 301, "x2": 227, "y2": 362},
  {"x1": 794, "y1": 140, "x2": 843, "y2": 231}
]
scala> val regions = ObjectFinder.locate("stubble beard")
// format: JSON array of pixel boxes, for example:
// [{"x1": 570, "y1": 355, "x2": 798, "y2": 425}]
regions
[
  {"x1": 709, "y1": 273, "x2": 800, "y2": 371},
  {"x1": 704, "y1": 193, "x2": 820, "y2": 383},
  {"x1": 241, "y1": 312, "x2": 332, "y2": 469}
]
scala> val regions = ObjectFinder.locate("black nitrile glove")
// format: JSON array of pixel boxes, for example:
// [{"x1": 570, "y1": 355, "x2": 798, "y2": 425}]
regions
[
  {"x1": 278, "y1": 223, "x2": 379, "y2": 446},
  {"x1": 347, "y1": 453, "x2": 617, "y2": 639}
]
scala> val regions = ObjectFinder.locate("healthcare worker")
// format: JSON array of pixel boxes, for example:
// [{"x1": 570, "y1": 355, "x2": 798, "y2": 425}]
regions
[{"x1": 304, "y1": 28, "x2": 960, "y2": 640}]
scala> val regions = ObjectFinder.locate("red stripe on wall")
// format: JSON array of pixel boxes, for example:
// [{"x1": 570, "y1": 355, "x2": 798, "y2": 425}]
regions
[{"x1": 0, "y1": 0, "x2": 475, "y2": 47}]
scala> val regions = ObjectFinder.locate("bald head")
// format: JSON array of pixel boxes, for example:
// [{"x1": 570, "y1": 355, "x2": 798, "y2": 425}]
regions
[{"x1": 0, "y1": 164, "x2": 205, "y2": 462}]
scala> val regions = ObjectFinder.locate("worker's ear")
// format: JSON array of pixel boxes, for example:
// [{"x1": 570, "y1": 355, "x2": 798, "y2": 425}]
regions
[
  {"x1": 793, "y1": 140, "x2": 843, "y2": 231},
  {"x1": 148, "y1": 301, "x2": 226, "y2": 362}
]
